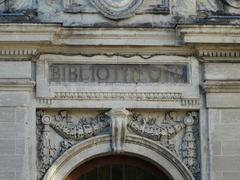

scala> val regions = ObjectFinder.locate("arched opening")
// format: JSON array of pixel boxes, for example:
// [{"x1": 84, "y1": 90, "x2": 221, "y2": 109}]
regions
[
  {"x1": 43, "y1": 135, "x2": 194, "y2": 180},
  {"x1": 66, "y1": 155, "x2": 171, "y2": 180}
]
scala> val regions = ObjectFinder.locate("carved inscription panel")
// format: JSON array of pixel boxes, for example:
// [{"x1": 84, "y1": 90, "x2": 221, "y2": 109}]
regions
[{"x1": 49, "y1": 64, "x2": 188, "y2": 83}]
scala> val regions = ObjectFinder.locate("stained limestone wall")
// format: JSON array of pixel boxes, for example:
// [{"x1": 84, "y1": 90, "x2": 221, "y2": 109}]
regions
[
  {"x1": 0, "y1": 61, "x2": 34, "y2": 180},
  {"x1": 204, "y1": 63, "x2": 240, "y2": 180}
]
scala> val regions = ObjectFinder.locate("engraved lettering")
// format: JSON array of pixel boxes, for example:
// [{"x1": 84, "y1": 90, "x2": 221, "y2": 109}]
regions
[
  {"x1": 49, "y1": 64, "x2": 188, "y2": 84},
  {"x1": 122, "y1": 67, "x2": 129, "y2": 82},
  {"x1": 79, "y1": 66, "x2": 89, "y2": 81},
  {"x1": 51, "y1": 66, "x2": 60, "y2": 82},
  {"x1": 131, "y1": 67, "x2": 141, "y2": 82},
  {"x1": 90, "y1": 65, "x2": 96, "y2": 82},
  {"x1": 96, "y1": 66, "x2": 110, "y2": 81},
  {"x1": 148, "y1": 66, "x2": 161, "y2": 82},
  {"x1": 69, "y1": 67, "x2": 78, "y2": 82}
]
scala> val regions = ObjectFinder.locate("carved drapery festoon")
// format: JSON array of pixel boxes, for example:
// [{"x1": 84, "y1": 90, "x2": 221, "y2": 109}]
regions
[
  {"x1": 37, "y1": 110, "x2": 111, "y2": 179},
  {"x1": 37, "y1": 109, "x2": 200, "y2": 180},
  {"x1": 128, "y1": 111, "x2": 200, "y2": 179}
]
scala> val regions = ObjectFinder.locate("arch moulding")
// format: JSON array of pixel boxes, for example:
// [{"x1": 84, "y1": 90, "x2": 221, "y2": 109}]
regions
[{"x1": 43, "y1": 135, "x2": 194, "y2": 180}]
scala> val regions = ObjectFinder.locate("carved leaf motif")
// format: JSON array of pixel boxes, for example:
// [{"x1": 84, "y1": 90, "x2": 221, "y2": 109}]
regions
[
  {"x1": 37, "y1": 121, "x2": 57, "y2": 179},
  {"x1": 37, "y1": 110, "x2": 111, "y2": 180},
  {"x1": 128, "y1": 112, "x2": 185, "y2": 141},
  {"x1": 181, "y1": 112, "x2": 200, "y2": 178},
  {"x1": 50, "y1": 113, "x2": 110, "y2": 140},
  {"x1": 128, "y1": 111, "x2": 200, "y2": 179}
]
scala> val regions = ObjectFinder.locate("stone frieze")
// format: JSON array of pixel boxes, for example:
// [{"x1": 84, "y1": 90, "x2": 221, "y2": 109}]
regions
[{"x1": 37, "y1": 109, "x2": 200, "y2": 179}]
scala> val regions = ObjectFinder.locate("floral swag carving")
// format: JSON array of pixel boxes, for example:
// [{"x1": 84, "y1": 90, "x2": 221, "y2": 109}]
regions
[
  {"x1": 37, "y1": 110, "x2": 200, "y2": 180},
  {"x1": 128, "y1": 111, "x2": 200, "y2": 179},
  {"x1": 36, "y1": 110, "x2": 111, "y2": 179}
]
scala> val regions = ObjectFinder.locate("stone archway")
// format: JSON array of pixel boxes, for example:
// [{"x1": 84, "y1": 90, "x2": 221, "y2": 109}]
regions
[
  {"x1": 66, "y1": 155, "x2": 171, "y2": 180},
  {"x1": 43, "y1": 135, "x2": 194, "y2": 180}
]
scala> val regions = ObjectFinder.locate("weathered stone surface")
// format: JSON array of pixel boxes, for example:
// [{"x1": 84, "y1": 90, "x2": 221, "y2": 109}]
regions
[
  {"x1": 0, "y1": 140, "x2": 15, "y2": 154},
  {"x1": 205, "y1": 63, "x2": 240, "y2": 80},
  {"x1": 213, "y1": 156, "x2": 240, "y2": 171},
  {"x1": 223, "y1": 172, "x2": 240, "y2": 180},
  {"x1": 197, "y1": 0, "x2": 221, "y2": 12},
  {"x1": 15, "y1": 140, "x2": 25, "y2": 155},
  {"x1": 0, "y1": 1, "x2": 239, "y2": 180},
  {"x1": 221, "y1": 109, "x2": 240, "y2": 123},
  {"x1": 212, "y1": 141, "x2": 221, "y2": 155},
  {"x1": 222, "y1": 141, "x2": 240, "y2": 155},
  {"x1": 0, "y1": 156, "x2": 24, "y2": 171},
  {"x1": 0, "y1": 61, "x2": 31, "y2": 79},
  {"x1": 0, "y1": 172, "x2": 15, "y2": 180},
  {"x1": 0, "y1": 92, "x2": 29, "y2": 107},
  {"x1": 173, "y1": 0, "x2": 196, "y2": 16},
  {"x1": 206, "y1": 93, "x2": 240, "y2": 108},
  {"x1": 212, "y1": 124, "x2": 240, "y2": 141},
  {"x1": 223, "y1": 0, "x2": 240, "y2": 14},
  {"x1": 0, "y1": 122, "x2": 25, "y2": 138},
  {"x1": 0, "y1": 108, "x2": 15, "y2": 122}
]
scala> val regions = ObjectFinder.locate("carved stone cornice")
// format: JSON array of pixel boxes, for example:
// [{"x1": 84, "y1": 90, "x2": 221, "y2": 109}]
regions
[
  {"x1": 177, "y1": 25, "x2": 240, "y2": 44},
  {"x1": 0, "y1": 24, "x2": 239, "y2": 48},
  {"x1": 0, "y1": 24, "x2": 176, "y2": 46},
  {"x1": 0, "y1": 80, "x2": 35, "y2": 91},
  {"x1": 0, "y1": 24, "x2": 60, "y2": 44},
  {"x1": 201, "y1": 81, "x2": 240, "y2": 93},
  {"x1": 198, "y1": 49, "x2": 240, "y2": 62},
  {"x1": 54, "y1": 28, "x2": 177, "y2": 46},
  {"x1": 54, "y1": 92, "x2": 183, "y2": 101},
  {"x1": 0, "y1": 47, "x2": 38, "y2": 60},
  {"x1": 199, "y1": 50, "x2": 240, "y2": 57},
  {"x1": 181, "y1": 98, "x2": 199, "y2": 106}
]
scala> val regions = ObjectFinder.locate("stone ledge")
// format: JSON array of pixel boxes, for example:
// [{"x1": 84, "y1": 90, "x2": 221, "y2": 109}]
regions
[
  {"x1": 0, "y1": 80, "x2": 35, "y2": 91},
  {"x1": 0, "y1": 24, "x2": 239, "y2": 47},
  {"x1": 201, "y1": 81, "x2": 240, "y2": 93},
  {"x1": 177, "y1": 25, "x2": 240, "y2": 44}
]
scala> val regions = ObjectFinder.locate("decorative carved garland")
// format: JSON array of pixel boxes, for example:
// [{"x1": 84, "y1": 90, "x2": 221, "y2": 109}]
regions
[
  {"x1": 36, "y1": 110, "x2": 111, "y2": 179},
  {"x1": 128, "y1": 111, "x2": 200, "y2": 178},
  {"x1": 37, "y1": 109, "x2": 200, "y2": 180},
  {"x1": 54, "y1": 92, "x2": 183, "y2": 101}
]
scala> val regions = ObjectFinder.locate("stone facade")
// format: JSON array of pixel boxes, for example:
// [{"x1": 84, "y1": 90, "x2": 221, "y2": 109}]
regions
[{"x1": 0, "y1": 0, "x2": 239, "y2": 180}]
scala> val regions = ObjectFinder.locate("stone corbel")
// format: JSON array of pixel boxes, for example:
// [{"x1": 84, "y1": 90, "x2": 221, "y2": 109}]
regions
[{"x1": 106, "y1": 108, "x2": 130, "y2": 153}]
